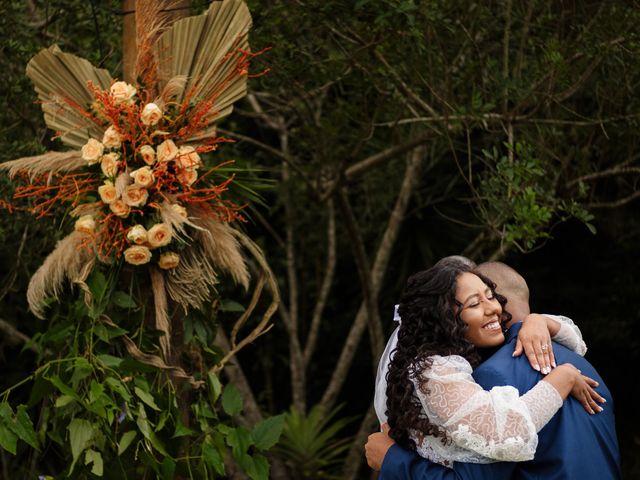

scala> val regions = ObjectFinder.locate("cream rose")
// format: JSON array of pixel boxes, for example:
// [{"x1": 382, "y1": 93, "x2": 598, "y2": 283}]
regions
[
  {"x1": 177, "y1": 168, "x2": 198, "y2": 186},
  {"x1": 122, "y1": 185, "x2": 149, "y2": 208},
  {"x1": 81, "y1": 138, "x2": 104, "y2": 165},
  {"x1": 98, "y1": 182, "x2": 118, "y2": 204},
  {"x1": 169, "y1": 203, "x2": 188, "y2": 219},
  {"x1": 141, "y1": 103, "x2": 163, "y2": 126},
  {"x1": 74, "y1": 215, "x2": 95, "y2": 234},
  {"x1": 177, "y1": 146, "x2": 201, "y2": 169},
  {"x1": 157, "y1": 139, "x2": 179, "y2": 162},
  {"x1": 110, "y1": 199, "x2": 130, "y2": 218},
  {"x1": 123, "y1": 245, "x2": 152, "y2": 266},
  {"x1": 102, "y1": 126, "x2": 122, "y2": 149},
  {"x1": 147, "y1": 223, "x2": 172, "y2": 248},
  {"x1": 110, "y1": 81, "x2": 137, "y2": 105},
  {"x1": 130, "y1": 166, "x2": 155, "y2": 188},
  {"x1": 126, "y1": 225, "x2": 148, "y2": 245},
  {"x1": 101, "y1": 153, "x2": 120, "y2": 178},
  {"x1": 139, "y1": 145, "x2": 156, "y2": 165},
  {"x1": 158, "y1": 252, "x2": 180, "y2": 270}
]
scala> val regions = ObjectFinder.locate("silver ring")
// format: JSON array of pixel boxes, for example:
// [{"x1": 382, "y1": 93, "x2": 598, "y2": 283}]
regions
[{"x1": 541, "y1": 344, "x2": 549, "y2": 351}]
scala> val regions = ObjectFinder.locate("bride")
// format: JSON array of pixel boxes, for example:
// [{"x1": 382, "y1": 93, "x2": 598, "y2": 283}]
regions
[{"x1": 383, "y1": 261, "x2": 604, "y2": 466}]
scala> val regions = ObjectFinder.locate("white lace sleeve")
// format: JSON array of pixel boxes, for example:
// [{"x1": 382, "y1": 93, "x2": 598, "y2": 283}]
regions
[
  {"x1": 413, "y1": 355, "x2": 562, "y2": 463},
  {"x1": 546, "y1": 314, "x2": 588, "y2": 356}
]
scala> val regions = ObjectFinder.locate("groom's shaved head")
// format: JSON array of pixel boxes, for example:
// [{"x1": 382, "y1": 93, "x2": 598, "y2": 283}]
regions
[{"x1": 476, "y1": 261, "x2": 529, "y2": 304}]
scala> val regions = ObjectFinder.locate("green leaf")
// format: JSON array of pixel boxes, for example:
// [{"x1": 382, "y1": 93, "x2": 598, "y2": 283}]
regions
[
  {"x1": 96, "y1": 354, "x2": 124, "y2": 368},
  {"x1": 221, "y1": 384, "x2": 243, "y2": 416},
  {"x1": 68, "y1": 418, "x2": 94, "y2": 471},
  {"x1": 208, "y1": 372, "x2": 222, "y2": 404},
  {"x1": 161, "y1": 456, "x2": 176, "y2": 479},
  {"x1": 12, "y1": 406, "x2": 39, "y2": 450},
  {"x1": 0, "y1": 423, "x2": 18, "y2": 455},
  {"x1": 134, "y1": 386, "x2": 160, "y2": 411},
  {"x1": 85, "y1": 449, "x2": 104, "y2": 476},
  {"x1": 172, "y1": 422, "x2": 196, "y2": 438},
  {"x1": 226, "y1": 426, "x2": 253, "y2": 459},
  {"x1": 55, "y1": 395, "x2": 76, "y2": 408},
  {"x1": 220, "y1": 299, "x2": 246, "y2": 312},
  {"x1": 113, "y1": 291, "x2": 137, "y2": 309},
  {"x1": 248, "y1": 453, "x2": 270, "y2": 480},
  {"x1": 88, "y1": 380, "x2": 105, "y2": 404},
  {"x1": 202, "y1": 442, "x2": 225, "y2": 476},
  {"x1": 252, "y1": 414, "x2": 285, "y2": 450},
  {"x1": 118, "y1": 431, "x2": 137, "y2": 455},
  {"x1": 48, "y1": 375, "x2": 81, "y2": 401},
  {"x1": 105, "y1": 377, "x2": 132, "y2": 402}
]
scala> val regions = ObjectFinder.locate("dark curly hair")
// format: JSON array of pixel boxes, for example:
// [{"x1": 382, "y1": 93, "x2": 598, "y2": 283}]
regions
[{"x1": 385, "y1": 263, "x2": 511, "y2": 451}]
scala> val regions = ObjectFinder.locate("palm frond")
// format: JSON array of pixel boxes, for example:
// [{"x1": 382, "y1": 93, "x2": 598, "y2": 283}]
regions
[
  {"x1": 26, "y1": 45, "x2": 112, "y2": 148},
  {"x1": 0, "y1": 151, "x2": 85, "y2": 179}
]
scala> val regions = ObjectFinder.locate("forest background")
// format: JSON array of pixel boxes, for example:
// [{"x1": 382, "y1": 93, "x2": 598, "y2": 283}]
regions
[{"x1": 0, "y1": 0, "x2": 639, "y2": 479}]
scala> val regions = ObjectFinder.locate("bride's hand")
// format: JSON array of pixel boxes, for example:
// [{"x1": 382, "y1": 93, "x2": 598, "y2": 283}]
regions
[
  {"x1": 571, "y1": 372, "x2": 606, "y2": 415},
  {"x1": 514, "y1": 314, "x2": 556, "y2": 374}
]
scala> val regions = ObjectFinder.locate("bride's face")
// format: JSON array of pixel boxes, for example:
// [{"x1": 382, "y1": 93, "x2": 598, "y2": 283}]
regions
[{"x1": 455, "y1": 272, "x2": 505, "y2": 348}]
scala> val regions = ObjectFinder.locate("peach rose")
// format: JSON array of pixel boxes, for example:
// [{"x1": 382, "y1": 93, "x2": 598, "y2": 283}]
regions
[
  {"x1": 101, "y1": 153, "x2": 120, "y2": 178},
  {"x1": 122, "y1": 185, "x2": 149, "y2": 207},
  {"x1": 123, "y1": 245, "x2": 152, "y2": 266},
  {"x1": 110, "y1": 199, "x2": 130, "y2": 218},
  {"x1": 110, "y1": 81, "x2": 137, "y2": 105},
  {"x1": 130, "y1": 166, "x2": 154, "y2": 188},
  {"x1": 81, "y1": 138, "x2": 104, "y2": 165},
  {"x1": 102, "y1": 126, "x2": 122, "y2": 149},
  {"x1": 177, "y1": 168, "x2": 198, "y2": 186},
  {"x1": 157, "y1": 139, "x2": 179, "y2": 163},
  {"x1": 169, "y1": 203, "x2": 188, "y2": 219},
  {"x1": 147, "y1": 223, "x2": 172, "y2": 248},
  {"x1": 158, "y1": 252, "x2": 180, "y2": 270},
  {"x1": 177, "y1": 146, "x2": 201, "y2": 169},
  {"x1": 98, "y1": 182, "x2": 118, "y2": 204},
  {"x1": 126, "y1": 225, "x2": 148, "y2": 245},
  {"x1": 139, "y1": 145, "x2": 156, "y2": 165},
  {"x1": 74, "y1": 215, "x2": 95, "y2": 234},
  {"x1": 141, "y1": 103, "x2": 163, "y2": 126}
]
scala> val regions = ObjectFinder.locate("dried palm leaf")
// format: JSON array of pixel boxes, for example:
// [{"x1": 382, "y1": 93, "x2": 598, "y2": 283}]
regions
[
  {"x1": 192, "y1": 213, "x2": 249, "y2": 289},
  {"x1": 26, "y1": 45, "x2": 112, "y2": 148},
  {"x1": 159, "y1": 75, "x2": 187, "y2": 105},
  {"x1": 27, "y1": 231, "x2": 95, "y2": 319},
  {"x1": 165, "y1": 245, "x2": 218, "y2": 310},
  {"x1": 70, "y1": 202, "x2": 102, "y2": 218},
  {"x1": 150, "y1": 266, "x2": 171, "y2": 359},
  {"x1": 155, "y1": 0, "x2": 251, "y2": 139},
  {"x1": 0, "y1": 151, "x2": 86, "y2": 180}
]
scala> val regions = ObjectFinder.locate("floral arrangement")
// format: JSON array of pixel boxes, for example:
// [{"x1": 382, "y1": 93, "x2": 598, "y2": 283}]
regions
[{"x1": 0, "y1": 0, "x2": 276, "y2": 367}]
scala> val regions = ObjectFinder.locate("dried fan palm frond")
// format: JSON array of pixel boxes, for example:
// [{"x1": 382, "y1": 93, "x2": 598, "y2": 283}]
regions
[
  {"x1": 26, "y1": 45, "x2": 112, "y2": 148},
  {"x1": 159, "y1": 75, "x2": 187, "y2": 105},
  {"x1": 193, "y1": 214, "x2": 249, "y2": 289},
  {"x1": 165, "y1": 245, "x2": 218, "y2": 310},
  {"x1": 27, "y1": 231, "x2": 95, "y2": 319},
  {"x1": 155, "y1": 0, "x2": 251, "y2": 139},
  {"x1": 0, "y1": 151, "x2": 86, "y2": 180}
]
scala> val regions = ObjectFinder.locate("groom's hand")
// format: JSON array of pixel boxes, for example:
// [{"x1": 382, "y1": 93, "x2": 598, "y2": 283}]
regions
[{"x1": 365, "y1": 423, "x2": 395, "y2": 471}]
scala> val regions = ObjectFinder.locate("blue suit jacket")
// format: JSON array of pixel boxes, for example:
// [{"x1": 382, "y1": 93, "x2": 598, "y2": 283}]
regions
[{"x1": 380, "y1": 322, "x2": 621, "y2": 480}]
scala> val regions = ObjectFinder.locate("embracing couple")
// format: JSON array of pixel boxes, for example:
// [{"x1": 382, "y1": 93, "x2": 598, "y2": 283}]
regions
[{"x1": 365, "y1": 257, "x2": 621, "y2": 479}]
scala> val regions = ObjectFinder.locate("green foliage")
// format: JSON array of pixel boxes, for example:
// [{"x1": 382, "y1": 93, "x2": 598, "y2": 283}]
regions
[{"x1": 275, "y1": 405, "x2": 353, "y2": 479}]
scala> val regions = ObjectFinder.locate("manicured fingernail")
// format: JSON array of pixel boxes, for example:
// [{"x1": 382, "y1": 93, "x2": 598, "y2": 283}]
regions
[
  {"x1": 534, "y1": 364, "x2": 540, "y2": 371},
  {"x1": 598, "y1": 406, "x2": 604, "y2": 412},
  {"x1": 602, "y1": 398, "x2": 607, "y2": 403},
  {"x1": 594, "y1": 382, "x2": 599, "y2": 387},
  {"x1": 552, "y1": 362, "x2": 557, "y2": 368}
]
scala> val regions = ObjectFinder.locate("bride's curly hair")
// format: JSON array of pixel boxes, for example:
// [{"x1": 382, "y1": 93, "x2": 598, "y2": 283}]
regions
[{"x1": 385, "y1": 263, "x2": 511, "y2": 451}]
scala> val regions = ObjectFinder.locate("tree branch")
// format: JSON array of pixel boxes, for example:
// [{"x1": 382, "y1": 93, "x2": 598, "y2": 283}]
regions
[{"x1": 320, "y1": 145, "x2": 425, "y2": 411}]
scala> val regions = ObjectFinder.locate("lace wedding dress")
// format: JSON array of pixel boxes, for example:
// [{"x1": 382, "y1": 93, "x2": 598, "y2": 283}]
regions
[{"x1": 408, "y1": 315, "x2": 587, "y2": 466}]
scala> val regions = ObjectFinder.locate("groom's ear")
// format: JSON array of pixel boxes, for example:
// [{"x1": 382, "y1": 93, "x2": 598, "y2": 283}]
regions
[{"x1": 381, "y1": 423, "x2": 390, "y2": 434}]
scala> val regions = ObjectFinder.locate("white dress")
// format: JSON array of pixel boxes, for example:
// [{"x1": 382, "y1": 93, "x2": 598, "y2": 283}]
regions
[{"x1": 374, "y1": 314, "x2": 588, "y2": 466}]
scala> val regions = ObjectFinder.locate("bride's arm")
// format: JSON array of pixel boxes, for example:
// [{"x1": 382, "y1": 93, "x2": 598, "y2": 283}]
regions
[
  {"x1": 414, "y1": 355, "x2": 595, "y2": 462},
  {"x1": 516, "y1": 314, "x2": 588, "y2": 374}
]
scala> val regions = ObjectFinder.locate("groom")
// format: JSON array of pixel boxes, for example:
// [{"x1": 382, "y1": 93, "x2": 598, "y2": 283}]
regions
[{"x1": 366, "y1": 260, "x2": 621, "y2": 479}]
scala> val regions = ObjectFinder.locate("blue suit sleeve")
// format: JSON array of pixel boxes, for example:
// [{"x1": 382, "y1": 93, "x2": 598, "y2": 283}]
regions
[{"x1": 379, "y1": 445, "x2": 463, "y2": 480}]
